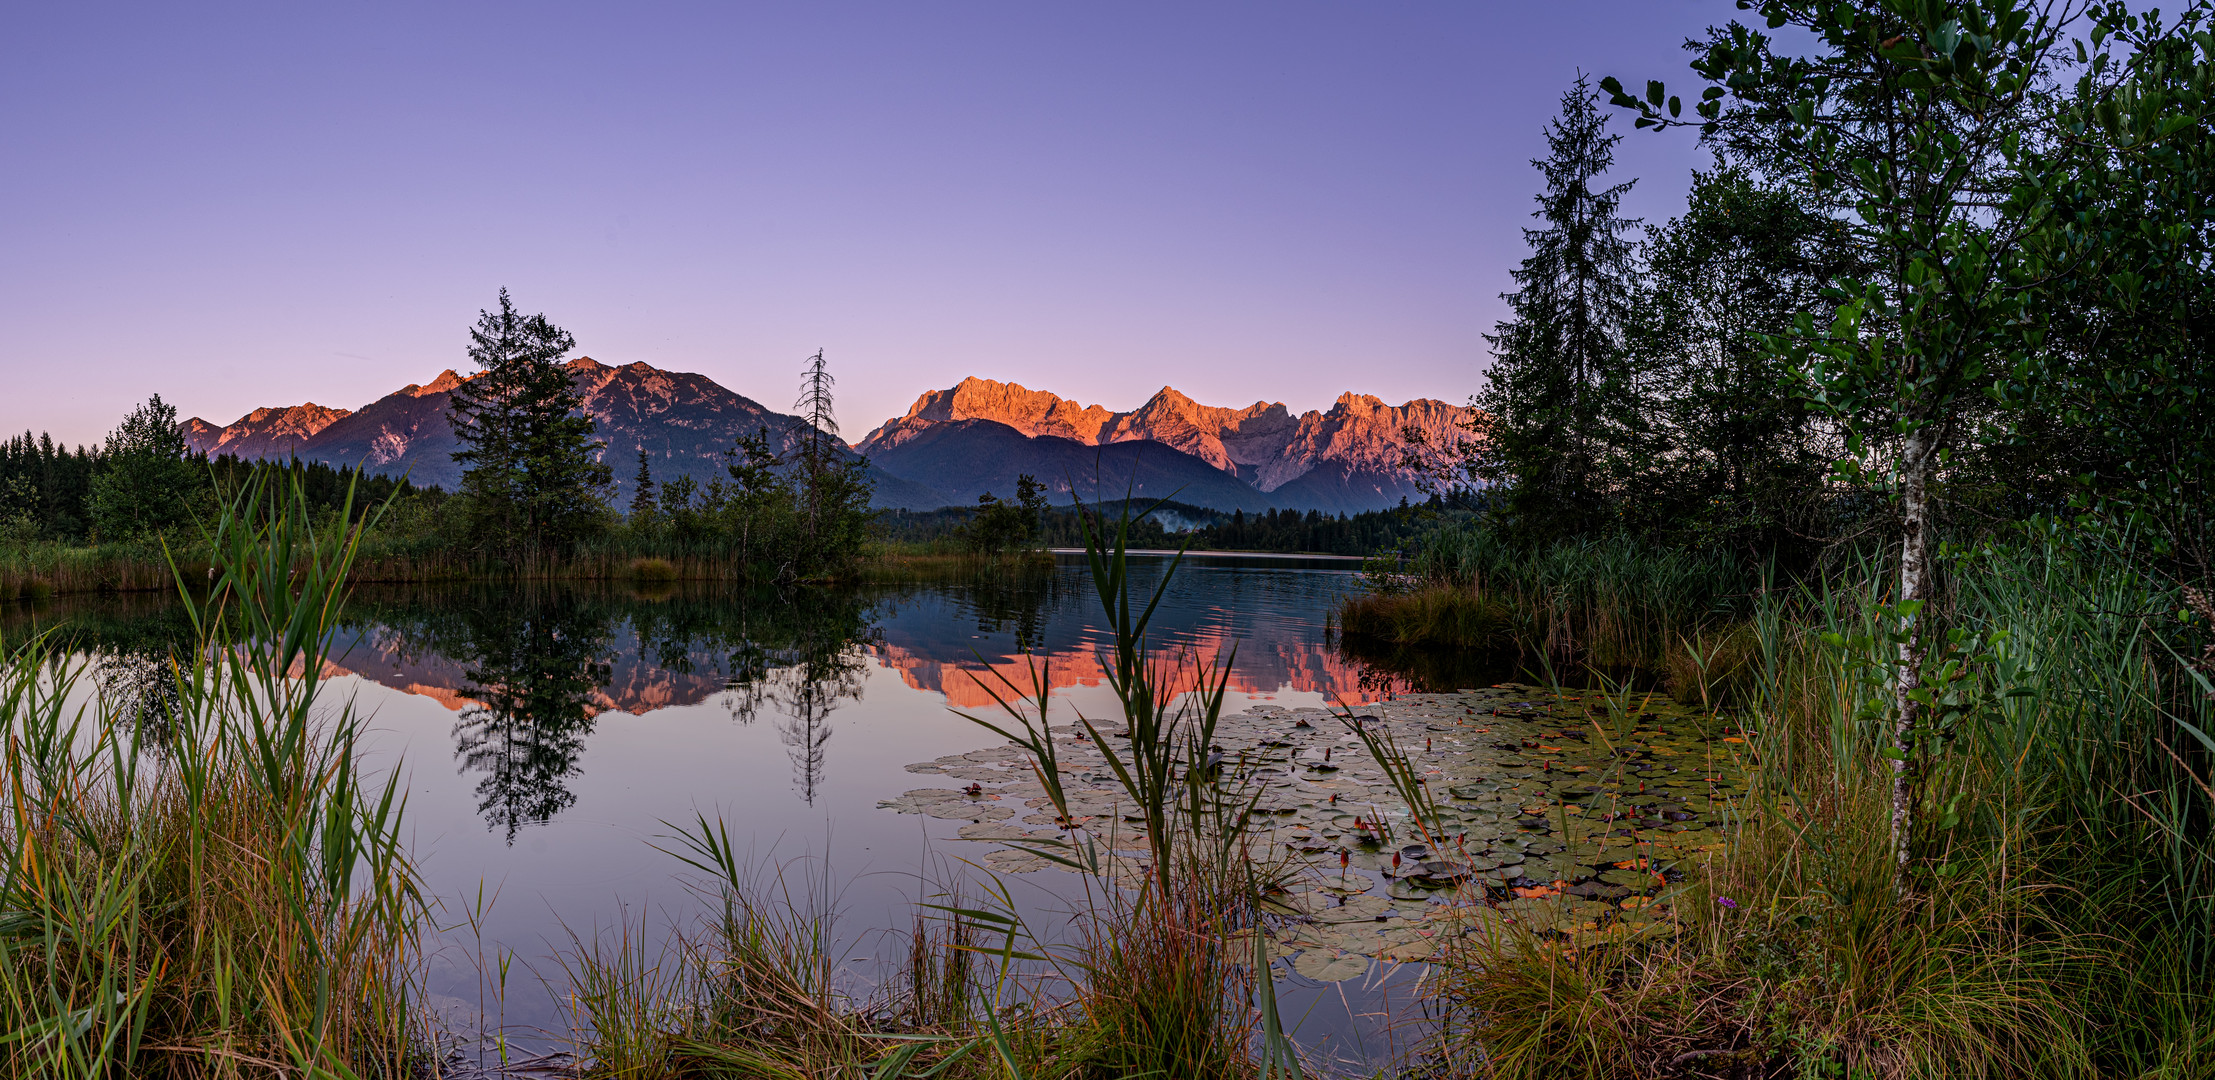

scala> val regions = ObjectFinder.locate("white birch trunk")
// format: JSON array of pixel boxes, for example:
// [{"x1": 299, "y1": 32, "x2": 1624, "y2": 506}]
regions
[{"x1": 1893, "y1": 428, "x2": 1932, "y2": 900}]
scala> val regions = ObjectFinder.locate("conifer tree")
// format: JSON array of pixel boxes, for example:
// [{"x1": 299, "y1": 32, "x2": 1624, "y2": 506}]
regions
[
  {"x1": 448, "y1": 289, "x2": 613, "y2": 557},
  {"x1": 628, "y1": 449, "x2": 658, "y2": 525},
  {"x1": 1473, "y1": 75, "x2": 1649, "y2": 537},
  {"x1": 795, "y1": 349, "x2": 837, "y2": 474},
  {"x1": 790, "y1": 349, "x2": 873, "y2": 560}
]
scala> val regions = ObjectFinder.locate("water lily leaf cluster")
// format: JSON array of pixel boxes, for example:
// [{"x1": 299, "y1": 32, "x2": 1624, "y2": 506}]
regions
[{"x1": 885, "y1": 683, "x2": 1750, "y2": 978}]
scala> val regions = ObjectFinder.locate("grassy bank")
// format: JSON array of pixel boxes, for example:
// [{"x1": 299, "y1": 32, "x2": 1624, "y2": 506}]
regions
[
  {"x1": 1413, "y1": 539, "x2": 2215, "y2": 1077},
  {"x1": 0, "y1": 535, "x2": 1062, "y2": 600},
  {"x1": 1338, "y1": 527, "x2": 1758, "y2": 698}
]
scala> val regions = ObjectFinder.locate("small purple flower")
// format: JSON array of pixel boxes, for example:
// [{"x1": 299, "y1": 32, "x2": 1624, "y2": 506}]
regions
[{"x1": 1715, "y1": 896, "x2": 1739, "y2": 909}]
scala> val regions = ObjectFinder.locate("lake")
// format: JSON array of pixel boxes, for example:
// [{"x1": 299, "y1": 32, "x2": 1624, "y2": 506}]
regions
[{"x1": 15, "y1": 553, "x2": 1521, "y2": 1072}]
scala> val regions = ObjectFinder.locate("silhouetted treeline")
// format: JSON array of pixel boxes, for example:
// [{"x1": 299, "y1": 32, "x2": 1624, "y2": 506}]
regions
[
  {"x1": 0, "y1": 432, "x2": 101, "y2": 540},
  {"x1": 1198, "y1": 499, "x2": 1459, "y2": 555},
  {"x1": 1, "y1": 433, "x2": 420, "y2": 545},
  {"x1": 874, "y1": 494, "x2": 1468, "y2": 556}
]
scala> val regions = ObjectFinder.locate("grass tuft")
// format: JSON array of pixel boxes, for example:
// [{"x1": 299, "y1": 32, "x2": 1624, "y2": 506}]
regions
[{"x1": 628, "y1": 556, "x2": 679, "y2": 583}]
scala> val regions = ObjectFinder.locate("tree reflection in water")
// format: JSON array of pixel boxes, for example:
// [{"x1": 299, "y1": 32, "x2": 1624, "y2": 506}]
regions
[
  {"x1": 445, "y1": 590, "x2": 612, "y2": 841},
  {"x1": 339, "y1": 583, "x2": 880, "y2": 839},
  {"x1": 701, "y1": 590, "x2": 874, "y2": 805},
  {"x1": 8, "y1": 563, "x2": 1506, "y2": 836}
]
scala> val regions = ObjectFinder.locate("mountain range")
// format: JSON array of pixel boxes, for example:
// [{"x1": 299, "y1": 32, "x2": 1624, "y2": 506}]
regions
[
  {"x1": 860, "y1": 377, "x2": 1474, "y2": 513},
  {"x1": 181, "y1": 362, "x2": 1475, "y2": 514}
]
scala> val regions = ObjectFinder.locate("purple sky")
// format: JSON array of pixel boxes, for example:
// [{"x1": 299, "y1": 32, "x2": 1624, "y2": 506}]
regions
[{"x1": 2, "y1": 2, "x2": 1727, "y2": 449}]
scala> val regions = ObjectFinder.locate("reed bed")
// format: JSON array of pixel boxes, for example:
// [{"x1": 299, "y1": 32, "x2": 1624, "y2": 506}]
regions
[
  {"x1": 852, "y1": 547, "x2": 1055, "y2": 584},
  {"x1": 0, "y1": 477, "x2": 425, "y2": 1078},
  {"x1": 0, "y1": 539, "x2": 1050, "y2": 599},
  {"x1": 1337, "y1": 526, "x2": 1749, "y2": 672},
  {"x1": 0, "y1": 540, "x2": 199, "y2": 599}
]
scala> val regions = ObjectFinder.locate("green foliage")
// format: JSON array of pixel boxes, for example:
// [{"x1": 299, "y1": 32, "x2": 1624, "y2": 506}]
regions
[
  {"x1": 612, "y1": 354, "x2": 879, "y2": 583},
  {"x1": 1981, "y1": 8, "x2": 2215, "y2": 566},
  {"x1": 85, "y1": 395, "x2": 203, "y2": 542},
  {"x1": 961, "y1": 474, "x2": 1049, "y2": 554},
  {"x1": 1625, "y1": 167, "x2": 1867, "y2": 557},
  {"x1": 626, "y1": 448, "x2": 658, "y2": 526},
  {"x1": 1202, "y1": 498, "x2": 1460, "y2": 555},
  {"x1": 0, "y1": 476, "x2": 39, "y2": 545},
  {"x1": 1342, "y1": 524, "x2": 1749, "y2": 670},
  {"x1": 0, "y1": 431, "x2": 98, "y2": 542},
  {"x1": 1604, "y1": 0, "x2": 2215, "y2": 896},
  {"x1": 448, "y1": 288, "x2": 614, "y2": 557},
  {"x1": 617, "y1": 425, "x2": 877, "y2": 582}
]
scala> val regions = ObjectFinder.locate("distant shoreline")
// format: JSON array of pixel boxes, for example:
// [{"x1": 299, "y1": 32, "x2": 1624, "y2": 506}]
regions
[{"x1": 1047, "y1": 547, "x2": 1365, "y2": 561}]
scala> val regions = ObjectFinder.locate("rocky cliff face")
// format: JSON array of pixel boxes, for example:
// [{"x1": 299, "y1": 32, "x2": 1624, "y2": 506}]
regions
[
  {"x1": 858, "y1": 377, "x2": 1476, "y2": 498},
  {"x1": 182, "y1": 403, "x2": 353, "y2": 459}
]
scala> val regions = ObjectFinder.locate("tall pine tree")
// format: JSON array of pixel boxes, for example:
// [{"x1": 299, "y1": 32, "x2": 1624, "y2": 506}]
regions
[
  {"x1": 448, "y1": 289, "x2": 613, "y2": 558},
  {"x1": 627, "y1": 449, "x2": 658, "y2": 526},
  {"x1": 1473, "y1": 76, "x2": 1648, "y2": 537}
]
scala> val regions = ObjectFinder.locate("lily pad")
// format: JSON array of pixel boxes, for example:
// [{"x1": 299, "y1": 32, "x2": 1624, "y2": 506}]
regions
[
  {"x1": 1290, "y1": 949, "x2": 1370, "y2": 982},
  {"x1": 1310, "y1": 894, "x2": 1392, "y2": 922}
]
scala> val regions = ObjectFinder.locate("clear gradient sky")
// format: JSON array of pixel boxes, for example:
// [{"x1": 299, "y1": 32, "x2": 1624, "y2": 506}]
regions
[{"x1": 2, "y1": 2, "x2": 1730, "y2": 449}]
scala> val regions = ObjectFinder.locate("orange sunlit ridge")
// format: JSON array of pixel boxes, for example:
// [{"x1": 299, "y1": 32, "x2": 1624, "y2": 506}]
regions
[
  {"x1": 306, "y1": 624, "x2": 1382, "y2": 718},
  {"x1": 874, "y1": 629, "x2": 1385, "y2": 710}
]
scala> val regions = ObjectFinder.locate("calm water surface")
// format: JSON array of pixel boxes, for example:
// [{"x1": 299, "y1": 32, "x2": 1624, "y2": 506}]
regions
[{"x1": 18, "y1": 554, "x2": 1508, "y2": 1070}]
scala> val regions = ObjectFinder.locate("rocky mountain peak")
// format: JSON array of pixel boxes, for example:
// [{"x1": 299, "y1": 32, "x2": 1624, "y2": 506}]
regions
[
  {"x1": 859, "y1": 377, "x2": 1478, "y2": 504},
  {"x1": 860, "y1": 377, "x2": 1115, "y2": 450},
  {"x1": 404, "y1": 370, "x2": 468, "y2": 397},
  {"x1": 181, "y1": 401, "x2": 354, "y2": 458}
]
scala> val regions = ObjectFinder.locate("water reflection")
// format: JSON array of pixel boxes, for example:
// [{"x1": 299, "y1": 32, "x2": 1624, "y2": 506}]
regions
[
  {"x1": 442, "y1": 594, "x2": 610, "y2": 839},
  {"x1": 8, "y1": 560, "x2": 1496, "y2": 836},
  {"x1": 334, "y1": 584, "x2": 881, "y2": 834},
  {"x1": 5, "y1": 559, "x2": 1500, "y2": 1064}
]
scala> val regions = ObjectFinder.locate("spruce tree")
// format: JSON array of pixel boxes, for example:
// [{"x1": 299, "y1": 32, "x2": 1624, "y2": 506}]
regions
[
  {"x1": 448, "y1": 289, "x2": 613, "y2": 558},
  {"x1": 627, "y1": 449, "x2": 658, "y2": 526},
  {"x1": 795, "y1": 349, "x2": 837, "y2": 473},
  {"x1": 1473, "y1": 75, "x2": 1648, "y2": 537},
  {"x1": 789, "y1": 350, "x2": 873, "y2": 566}
]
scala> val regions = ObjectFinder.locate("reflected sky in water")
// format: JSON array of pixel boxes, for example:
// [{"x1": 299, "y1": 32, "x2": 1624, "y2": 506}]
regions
[{"x1": 13, "y1": 555, "x2": 1499, "y2": 1069}]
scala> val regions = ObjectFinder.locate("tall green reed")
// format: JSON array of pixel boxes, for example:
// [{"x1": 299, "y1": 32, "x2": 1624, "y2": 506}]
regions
[{"x1": 0, "y1": 471, "x2": 424, "y2": 1078}]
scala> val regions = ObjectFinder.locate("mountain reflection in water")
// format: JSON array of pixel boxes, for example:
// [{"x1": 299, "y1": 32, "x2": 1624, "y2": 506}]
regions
[
  {"x1": 13, "y1": 558, "x2": 1511, "y2": 844},
  {"x1": 339, "y1": 583, "x2": 880, "y2": 835},
  {"x1": 10, "y1": 556, "x2": 1511, "y2": 1062}
]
